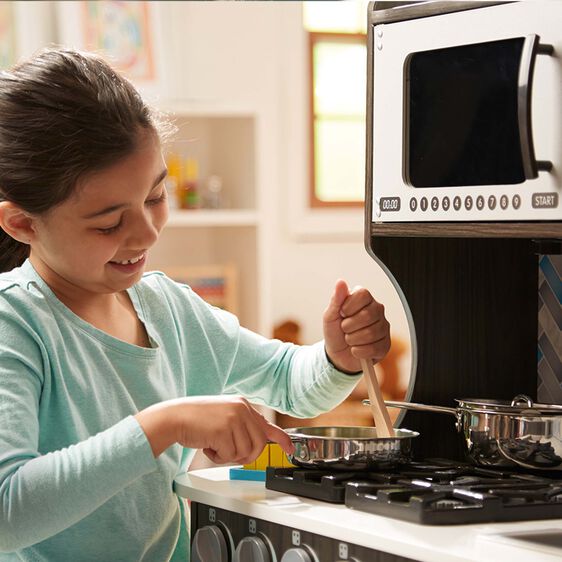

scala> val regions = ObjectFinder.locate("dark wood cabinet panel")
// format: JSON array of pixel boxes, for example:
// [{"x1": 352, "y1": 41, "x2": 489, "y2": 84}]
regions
[{"x1": 369, "y1": 236, "x2": 538, "y2": 460}]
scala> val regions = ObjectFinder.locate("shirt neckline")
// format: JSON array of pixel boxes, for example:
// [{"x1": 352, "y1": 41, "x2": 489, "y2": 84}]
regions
[{"x1": 21, "y1": 260, "x2": 160, "y2": 356}]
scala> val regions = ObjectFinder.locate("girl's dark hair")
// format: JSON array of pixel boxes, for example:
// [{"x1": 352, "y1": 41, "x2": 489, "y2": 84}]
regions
[{"x1": 0, "y1": 47, "x2": 170, "y2": 273}]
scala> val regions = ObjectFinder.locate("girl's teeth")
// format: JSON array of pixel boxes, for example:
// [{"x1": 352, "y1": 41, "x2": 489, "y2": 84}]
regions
[{"x1": 114, "y1": 255, "x2": 143, "y2": 265}]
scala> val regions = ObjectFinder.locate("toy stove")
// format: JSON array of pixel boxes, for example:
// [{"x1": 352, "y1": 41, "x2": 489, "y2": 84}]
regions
[{"x1": 265, "y1": 461, "x2": 562, "y2": 525}]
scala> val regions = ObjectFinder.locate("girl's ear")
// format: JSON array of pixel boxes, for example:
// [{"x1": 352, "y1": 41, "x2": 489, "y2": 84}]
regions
[{"x1": 0, "y1": 201, "x2": 36, "y2": 244}]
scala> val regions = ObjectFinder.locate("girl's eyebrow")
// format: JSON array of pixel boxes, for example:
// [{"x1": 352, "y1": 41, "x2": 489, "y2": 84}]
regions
[{"x1": 82, "y1": 168, "x2": 168, "y2": 219}]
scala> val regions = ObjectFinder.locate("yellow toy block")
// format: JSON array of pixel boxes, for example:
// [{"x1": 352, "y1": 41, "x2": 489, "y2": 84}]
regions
[
  {"x1": 254, "y1": 444, "x2": 270, "y2": 470},
  {"x1": 266, "y1": 443, "x2": 296, "y2": 468},
  {"x1": 268, "y1": 443, "x2": 285, "y2": 467},
  {"x1": 242, "y1": 443, "x2": 296, "y2": 471}
]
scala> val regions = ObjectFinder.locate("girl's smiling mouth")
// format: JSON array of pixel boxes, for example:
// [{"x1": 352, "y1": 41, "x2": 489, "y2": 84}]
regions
[{"x1": 108, "y1": 253, "x2": 146, "y2": 272}]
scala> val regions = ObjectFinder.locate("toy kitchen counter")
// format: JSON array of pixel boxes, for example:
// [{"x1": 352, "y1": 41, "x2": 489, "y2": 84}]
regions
[{"x1": 174, "y1": 466, "x2": 562, "y2": 562}]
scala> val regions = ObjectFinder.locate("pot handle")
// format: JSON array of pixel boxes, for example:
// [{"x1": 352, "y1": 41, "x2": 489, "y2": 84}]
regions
[
  {"x1": 511, "y1": 394, "x2": 534, "y2": 408},
  {"x1": 363, "y1": 399, "x2": 458, "y2": 418}
]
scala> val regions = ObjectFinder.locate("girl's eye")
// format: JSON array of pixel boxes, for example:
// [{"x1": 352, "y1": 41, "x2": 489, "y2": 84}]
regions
[
  {"x1": 146, "y1": 191, "x2": 167, "y2": 206},
  {"x1": 97, "y1": 221, "x2": 122, "y2": 235},
  {"x1": 95, "y1": 190, "x2": 165, "y2": 234}
]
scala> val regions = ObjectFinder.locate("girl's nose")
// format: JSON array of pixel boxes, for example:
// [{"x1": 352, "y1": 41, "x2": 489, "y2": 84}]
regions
[{"x1": 127, "y1": 213, "x2": 159, "y2": 249}]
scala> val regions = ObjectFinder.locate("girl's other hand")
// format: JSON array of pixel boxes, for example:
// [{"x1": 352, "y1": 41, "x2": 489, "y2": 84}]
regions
[
  {"x1": 135, "y1": 396, "x2": 294, "y2": 462},
  {"x1": 323, "y1": 279, "x2": 391, "y2": 373}
]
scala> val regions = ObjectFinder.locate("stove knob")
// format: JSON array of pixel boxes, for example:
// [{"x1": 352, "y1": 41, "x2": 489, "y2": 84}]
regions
[
  {"x1": 191, "y1": 525, "x2": 229, "y2": 562},
  {"x1": 280, "y1": 546, "x2": 317, "y2": 562},
  {"x1": 235, "y1": 536, "x2": 271, "y2": 562}
]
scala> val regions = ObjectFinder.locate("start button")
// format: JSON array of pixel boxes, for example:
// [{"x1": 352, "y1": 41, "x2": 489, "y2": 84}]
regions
[{"x1": 532, "y1": 193, "x2": 558, "y2": 209}]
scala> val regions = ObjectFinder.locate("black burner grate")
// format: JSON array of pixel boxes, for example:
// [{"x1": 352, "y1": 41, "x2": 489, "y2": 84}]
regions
[
  {"x1": 265, "y1": 460, "x2": 562, "y2": 524},
  {"x1": 264, "y1": 467, "x2": 369, "y2": 503}
]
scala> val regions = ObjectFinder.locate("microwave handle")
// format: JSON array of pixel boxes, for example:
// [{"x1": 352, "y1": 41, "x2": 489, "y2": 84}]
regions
[{"x1": 518, "y1": 34, "x2": 554, "y2": 179}]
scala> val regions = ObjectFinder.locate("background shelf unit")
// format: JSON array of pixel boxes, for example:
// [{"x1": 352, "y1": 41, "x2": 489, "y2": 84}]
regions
[{"x1": 148, "y1": 108, "x2": 263, "y2": 333}]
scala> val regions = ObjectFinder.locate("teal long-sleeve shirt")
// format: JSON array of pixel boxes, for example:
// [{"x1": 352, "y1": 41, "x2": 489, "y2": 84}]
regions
[{"x1": 0, "y1": 260, "x2": 361, "y2": 561}]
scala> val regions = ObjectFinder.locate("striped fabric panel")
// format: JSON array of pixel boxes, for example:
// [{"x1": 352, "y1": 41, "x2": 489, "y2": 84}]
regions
[{"x1": 538, "y1": 255, "x2": 562, "y2": 404}]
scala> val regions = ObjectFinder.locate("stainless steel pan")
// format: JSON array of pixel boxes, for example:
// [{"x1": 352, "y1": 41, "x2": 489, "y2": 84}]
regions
[
  {"x1": 375, "y1": 394, "x2": 562, "y2": 471},
  {"x1": 285, "y1": 426, "x2": 419, "y2": 471}
]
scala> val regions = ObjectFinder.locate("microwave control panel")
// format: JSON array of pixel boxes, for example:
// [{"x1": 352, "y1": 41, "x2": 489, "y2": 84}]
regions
[{"x1": 373, "y1": 191, "x2": 555, "y2": 220}]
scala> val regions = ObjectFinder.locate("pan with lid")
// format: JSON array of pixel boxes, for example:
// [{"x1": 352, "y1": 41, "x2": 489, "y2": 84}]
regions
[{"x1": 369, "y1": 394, "x2": 562, "y2": 471}]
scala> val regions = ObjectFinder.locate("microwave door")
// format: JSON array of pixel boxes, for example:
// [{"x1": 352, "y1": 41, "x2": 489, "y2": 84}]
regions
[
  {"x1": 405, "y1": 37, "x2": 529, "y2": 188},
  {"x1": 405, "y1": 36, "x2": 553, "y2": 188}
]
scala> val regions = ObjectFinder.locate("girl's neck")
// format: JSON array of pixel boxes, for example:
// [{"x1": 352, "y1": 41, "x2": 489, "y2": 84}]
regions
[
  {"x1": 53, "y1": 285, "x2": 151, "y2": 348},
  {"x1": 29, "y1": 255, "x2": 151, "y2": 347}
]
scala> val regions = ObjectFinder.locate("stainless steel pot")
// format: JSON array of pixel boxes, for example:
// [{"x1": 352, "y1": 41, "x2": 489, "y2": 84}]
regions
[
  {"x1": 378, "y1": 394, "x2": 562, "y2": 471},
  {"x1": 285, "y1": 426, "x2": 419, "y2": 471}
]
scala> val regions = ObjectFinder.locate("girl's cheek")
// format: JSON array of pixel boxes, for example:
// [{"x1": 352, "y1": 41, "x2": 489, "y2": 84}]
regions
[
  {"x1": 94, "y1": 236, "x2": 121, "y2": 257},
  {"x1": 152, "y1": 207, "x2": 168, "y2": 233}
]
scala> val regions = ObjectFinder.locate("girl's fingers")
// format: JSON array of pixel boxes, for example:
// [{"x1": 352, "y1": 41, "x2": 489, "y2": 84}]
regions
[
  {"x1": 340, "y1": 300, "x2": 386, "y2": 333},
  {"x1": 339, "y1": 287, "x2": 374, "y2": 318},
  {"x1": 177, "y1": 397, "x2": 294, "y2": 465},
  {"x1": 230, "y1": 423, "x2": 254, "y2": 463},
  {"x1": 203, "y1": 447, "x2": 220, "y2": 463},
  {"x1": 347, "y1": 337, "x2": 391, "y2": 361},
  {"x1": 264, "y1": 422, "x2": 294, "y2": 456},
  {"x1": 343, "y1": 319, "x2": 390, "y2": 347},
  {"x1": 235, "y1": 418, "x2": 268, "y2": 464}
]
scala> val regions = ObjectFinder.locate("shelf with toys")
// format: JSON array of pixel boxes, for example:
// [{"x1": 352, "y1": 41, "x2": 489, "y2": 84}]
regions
[
  {"x1": 160, "y1": 103, "x2": 257, "y2": 215},
  {"x1": 148, "y1": 105, "x2": 265, "y2": 333}
]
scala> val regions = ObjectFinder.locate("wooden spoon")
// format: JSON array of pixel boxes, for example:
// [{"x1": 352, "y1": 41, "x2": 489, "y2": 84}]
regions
[{"x1": 360, "y1": 358, "x2": 394, "y2": 437}]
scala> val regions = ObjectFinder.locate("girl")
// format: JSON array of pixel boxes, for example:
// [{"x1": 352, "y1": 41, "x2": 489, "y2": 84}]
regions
[{"x1": 0, "y1": 48, "x2": 390, "y2": 561}]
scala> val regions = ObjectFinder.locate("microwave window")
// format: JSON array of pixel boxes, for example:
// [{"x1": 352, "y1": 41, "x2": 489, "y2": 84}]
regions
[{"x1": 406, "y1": 38, "x2": 525, "y2": 187}]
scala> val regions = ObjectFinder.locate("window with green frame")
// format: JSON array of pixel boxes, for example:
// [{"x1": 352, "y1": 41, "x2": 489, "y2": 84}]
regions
[{"x1": 304, "y1": 2, "x2": 367, "y2": 207}]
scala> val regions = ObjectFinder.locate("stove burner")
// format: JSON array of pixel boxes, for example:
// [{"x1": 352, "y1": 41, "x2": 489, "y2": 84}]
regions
[
  {"x1": 263, "y1": 467, "x2": 392, "y2": 503},
  {"x1": 265, "y1": 459, "x2": 562, "y2": 525}
]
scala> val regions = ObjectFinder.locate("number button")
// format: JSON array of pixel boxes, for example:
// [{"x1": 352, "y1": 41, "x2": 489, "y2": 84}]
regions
[
  {"x1": 431, "y1": 197, "x2": 439, "y2": 211},
  {"x1": 409, "y1": 197, "x2": 418, "y2": 211},
  {"x1": 442, "y1": 196, "x2": 450, "y2": 211},
  {"x1": 512, "y1": 194, "x2": 521, "y2": 209},
  {"x1": 420, "y1": 197, "x2": 428, "y2": 211},
  {"x1": 453, "y1": 196, "x2": 461, "y2": 211},
  {"x1": 476, "y1": 196, "x2": 484, "y2": 210},
  {"x1": 488, "y1": 195, "x2": 497, "y2": 210},
  {"x1": 465, "y1": 196, "x2": 473, "y2": 210},
  {"x1": 500, "y1": 195, "x2": 509, "y2": 209}
]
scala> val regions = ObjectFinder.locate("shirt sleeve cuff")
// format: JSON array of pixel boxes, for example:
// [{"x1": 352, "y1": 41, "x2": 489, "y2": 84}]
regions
[{"x1": 323, "y1": 344, "x2": 362, "y2": 376}]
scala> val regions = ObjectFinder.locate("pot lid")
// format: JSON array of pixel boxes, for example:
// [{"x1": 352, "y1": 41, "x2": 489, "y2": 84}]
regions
[{"x1": 455, "y1": 394, "x2": 562, "y2": 415}]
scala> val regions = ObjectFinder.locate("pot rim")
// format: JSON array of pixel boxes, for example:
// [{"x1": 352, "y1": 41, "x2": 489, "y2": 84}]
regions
[
  {"x1": 456, "y1": 394, "x2": 562, "y2": 415},
  {"x1": 285, "y1": 426, "x2": 419, "y2": 440}
]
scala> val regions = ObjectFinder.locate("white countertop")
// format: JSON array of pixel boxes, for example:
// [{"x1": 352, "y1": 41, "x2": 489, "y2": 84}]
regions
[{"x1": 174, "y1": 467, "x2": 562, "y2": 562}]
